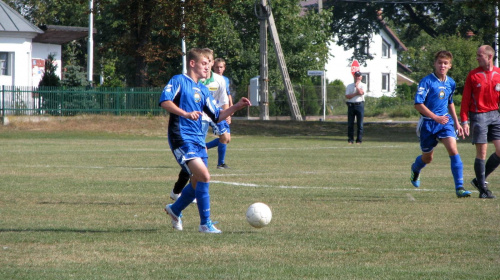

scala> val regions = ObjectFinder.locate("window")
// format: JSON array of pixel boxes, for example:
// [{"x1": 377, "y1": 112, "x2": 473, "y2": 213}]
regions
[
  {"x1": 361, "y1": 73, "x2": 370, "y2": 92},
  {"x1": 382, "y1": 40, "x2": 390, "y2": 58},
  {"x1": 382, "y1": 73, "x2": 390, "y2": 92},
  {"x1": 0, "y1": 52, "x2": 11, "y2": 76},
  {"x1": 357, "y1": 41, "x2": 370, "y2": 56}
]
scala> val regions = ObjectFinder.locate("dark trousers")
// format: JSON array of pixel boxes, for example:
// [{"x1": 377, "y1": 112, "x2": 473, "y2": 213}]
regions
[{"x1": 347, "y1": 102, "x2": 364, "y2": 143}]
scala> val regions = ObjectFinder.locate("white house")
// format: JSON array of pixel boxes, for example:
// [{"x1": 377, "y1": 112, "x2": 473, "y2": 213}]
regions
[
  {"x1": 301, "y1": 0, "x2": 411, "y2": 97},
  {"x1": 325, "y1": 23, "x2": 409, "y2": 98},
  {"x1": 0, "y1": 0, "x2": 90, "y2": 88}
]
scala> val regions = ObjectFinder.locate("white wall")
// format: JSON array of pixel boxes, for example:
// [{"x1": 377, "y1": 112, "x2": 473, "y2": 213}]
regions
[
  {"x1": 0, "y1": 35, "x2": 32, "y2": 87},
  {"x1": 32, "y1": 43, "x2": 62, "y2": 87},
  {"x1": 0, "y1": 34, "x2": 61, "y2": 87},
  {"x1": 325, "y1": 29, "x2": 399, "y2": 98}
]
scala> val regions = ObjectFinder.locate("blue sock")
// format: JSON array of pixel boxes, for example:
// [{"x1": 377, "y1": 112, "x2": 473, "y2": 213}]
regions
[
  {"x1": 450, "y1": 154, "x2": 464, "y2": 189},
  {"x1": 171, "y1": 183, "x2": 195, "y2": 216},
  {"x1": 218, "y1": 143, "x2": 227, "y2": 166},
  {"x1": 206, "y1": 139, "x2": 219, "y2": 149},
  {"x1": 195, "y1": 182, "x2": 210, "y2": 225},
  {"x1": 412, "y1": 155, "x2": 426, "y2": 172}
]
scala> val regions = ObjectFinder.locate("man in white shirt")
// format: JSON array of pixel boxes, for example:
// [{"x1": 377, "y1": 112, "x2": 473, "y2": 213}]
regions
[{"x1": 345, "y1": 71, "x2": 366, "y2": 144}]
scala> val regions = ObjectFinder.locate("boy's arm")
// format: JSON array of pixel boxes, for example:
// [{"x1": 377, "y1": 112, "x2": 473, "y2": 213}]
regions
[
  {"x1": 414, "y1": 103, "x2": 449, "y2": 125},
  {"x1": 160, "y1": 101, "x2": 202, "y2": 120},
  {"x1": 218, "y1": 97, "x2": 251, "y2": 121}
]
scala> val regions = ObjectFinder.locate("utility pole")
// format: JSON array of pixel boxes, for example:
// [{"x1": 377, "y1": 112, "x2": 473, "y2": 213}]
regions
[
  {"x1": 257, "y1": 1, "x2": 269, "y2": 120},
  {"x1": 257, "y1": 1, "x2": 303, "y2": 121},
  {"x1": 181, "y1": 0, "x2": 187, "y2": 74},
  {"x1": 88, "y1": 0, "x2": 94, "y2": 85}
]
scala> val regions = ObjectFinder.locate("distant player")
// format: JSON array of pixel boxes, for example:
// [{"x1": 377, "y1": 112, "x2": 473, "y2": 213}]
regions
[
  {"x1": 203, "y1": 54, "x2": 232, "y2": 169},
  {"x1": 160, "y1": 48, "x2": 251, "y2": 233},
  {"x1": 410, "y1": 50, "x2": 472, "y2": 198}
]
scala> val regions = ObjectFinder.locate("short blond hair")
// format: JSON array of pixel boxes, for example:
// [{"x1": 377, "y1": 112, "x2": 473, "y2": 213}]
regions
[
  {"x1": 434, "y1": 50, "x2": 453, "y2": 63},
  {"x1": 187, "y1": 48, "x2": 208, "y2": 64}
]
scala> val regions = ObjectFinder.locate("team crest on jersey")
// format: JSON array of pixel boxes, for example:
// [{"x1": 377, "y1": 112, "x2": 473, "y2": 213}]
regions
[
  {"x1": 193, "y1": 91, "x2": 201, "y2": 103},
  {"x1": 439, "y1": 90, "x2": 445, "y2": 99}
]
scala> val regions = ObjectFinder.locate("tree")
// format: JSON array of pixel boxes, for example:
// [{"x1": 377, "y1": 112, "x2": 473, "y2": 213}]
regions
[
  {"x1": 97, "y1": 0, "x2": 231, "y2": 87},
  {"x1": 205, "y1": 0, "x2": 332, "y2": 98},
  {"x1": 38, "y1": 54, "x2": 60, "y2": 87},
  {"x1": 61, "y1": 42, "x2": 89, "y2": 87},
  {"x1": 323, "y1": 0, "x2": 498, "y2": 63},
  {"x1": 400, "y1": 33, "x2": 480, "y2": 94}
]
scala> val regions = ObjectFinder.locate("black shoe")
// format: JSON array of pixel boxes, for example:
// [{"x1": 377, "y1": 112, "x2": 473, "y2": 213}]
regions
[
  {"x1": 217, "y1": 163, "x2": 230, "y2": 169},
  {"x1": 480, "y1": 189, "x2": 496, "y2": 199},
  {"x1": 471, "y1": 179, "x2": 496, "y2": 199}
]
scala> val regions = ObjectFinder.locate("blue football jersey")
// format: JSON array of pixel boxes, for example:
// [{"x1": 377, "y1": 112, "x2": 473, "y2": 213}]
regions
[
  {"x1": 223, "y1": 75, "x2": 231, "y2": 97},
  {"x1": 415, "y1": 73, "x2": 456, "y2": 117},
  {"x1": 159, "y1": 74, "x2": 221, "y2": 149}
]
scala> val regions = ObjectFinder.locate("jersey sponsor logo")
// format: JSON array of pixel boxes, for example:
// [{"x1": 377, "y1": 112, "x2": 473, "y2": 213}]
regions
[
  {"x1": 208, "y1": 86, "x2": 218, "y2": 91},
  {"x1": 416, "y1": 87, "x2": 425, "y2": 95},
  {"x1": 165, "y1": 84, "x2": 172, "y2": 92}
]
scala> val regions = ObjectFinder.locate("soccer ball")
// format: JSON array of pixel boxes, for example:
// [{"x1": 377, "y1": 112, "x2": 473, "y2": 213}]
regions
[{"x1": 246, "y1": 202, "x2": 272, "y2": 228}]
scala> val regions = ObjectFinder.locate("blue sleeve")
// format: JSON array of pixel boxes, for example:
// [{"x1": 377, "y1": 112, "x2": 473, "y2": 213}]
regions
[
  {"x1": 159, "y1": 76, "x2": 180, "y2": 106},
  {"x1": 224, "y1": 76, "x2": 231, "y2": 96},
  {"x1": 448, "y1": 78, "x2": 456, "y2": 104},
  {"x1": 414, "y1": 78, "x2": 428, "y2": 105}
]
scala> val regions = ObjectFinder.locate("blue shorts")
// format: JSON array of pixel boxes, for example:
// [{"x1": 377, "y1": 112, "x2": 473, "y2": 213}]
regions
[
  {"x1": 171, "y1": 143, "x2": 208, "y2": 175},
  {"x1": 209, "y1": 120, "x2": 230, "y2": 136},
  {"x1": 417, "y1": 116, "x2": 457, "y2": 153}
]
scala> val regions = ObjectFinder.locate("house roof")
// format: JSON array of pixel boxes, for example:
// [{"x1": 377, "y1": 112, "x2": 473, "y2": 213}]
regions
[
  {"x1": 0, "y1": 0, "x2": 43, "y2": 34},
  {"x1": 0, "y1": 0, "x2": 91, "y2": 44},
  {"x1": 379, "y1": 18, "x2": 407, "y2": 51},
  {"x1": 33, "y1": 25, "x2": 94, "y2": 44}
]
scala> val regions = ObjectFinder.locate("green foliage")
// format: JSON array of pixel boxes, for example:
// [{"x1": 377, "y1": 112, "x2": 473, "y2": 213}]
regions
[
  {"x1": 401, "y1": 34, "x2": 480, "y2": 94},
  {"x1": 38, "y1": 54, "x2": 60, "y2": 87},
  {"x1": 395, "y1": 83, "x2": 417, "y2": 102},
  {"x1": 61, "y1": 65, "x2": 89, "y2": 87},
  {"x1": 100, "y1": 58, "x2": 126, "y2": 87}
]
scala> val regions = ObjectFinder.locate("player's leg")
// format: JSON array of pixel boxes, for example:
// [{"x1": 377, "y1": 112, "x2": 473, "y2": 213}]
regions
[
  {"x1": 215, "y1": 121, "x2": 230, "y2": 169},
  {"x1": 171, "y1": 169, "x2": 190, "y2": 200},
  {"x1": 355, "y1": 103, "x2": 364, "y2": 143},
  {"x1": 188, "y1": 156, "x2": 221, "y2": 233},
  {"x1": 485, "y1": 117, "x2": 500, "y2": 179},
  {"x1": 469, "y1": 112, "x2": 496, "y2": 198},
  {"x1": 410, "y1": 119, "x2": 434, "y2": 187},
  {"x1": 485, "y1": 148, "x2": 500, "y2": 179},
  {"x1": 347, "y1": 104, "x2": 354, "y2": 144},
  {"x1": 206, "y1": 138, "x2": 220, "y2": 149},
  {"x1": 217, "y1": 131, "x2": 230, "y2": 167},
  {"x1": 205, "y1": 119, "x2": 219, "y2": 149},
  {"x1": 441, "y1": 137, "x2": 470, "y2": 197}
]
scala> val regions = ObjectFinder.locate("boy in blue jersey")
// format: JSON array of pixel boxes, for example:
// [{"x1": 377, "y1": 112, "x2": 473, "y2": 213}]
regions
[
  {"x1": 410, "y1": 50, "x2": 472, "y2": 198},
  {"x1": 159, "y1": 48, "x2": 251, "y2": 233}
]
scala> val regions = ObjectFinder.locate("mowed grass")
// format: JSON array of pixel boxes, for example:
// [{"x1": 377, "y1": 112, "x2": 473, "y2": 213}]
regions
[{"x1": 0, "y1": 116, "x2": 499, "y2": 279}]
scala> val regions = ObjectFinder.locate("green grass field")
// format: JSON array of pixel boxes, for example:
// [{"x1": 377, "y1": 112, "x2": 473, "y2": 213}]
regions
[{"x1": 1, "y1": 116, "x2": 499, "y2": 279}]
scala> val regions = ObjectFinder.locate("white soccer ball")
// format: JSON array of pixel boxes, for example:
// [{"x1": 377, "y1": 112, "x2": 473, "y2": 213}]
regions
[{"x1": 246, "y1": 202, "x2": 272, "y2": 228}]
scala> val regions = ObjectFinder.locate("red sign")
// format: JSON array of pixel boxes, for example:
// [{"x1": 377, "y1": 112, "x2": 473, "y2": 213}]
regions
[{"x1": 350, "y1": 60, "x2": 360, "y2": 76}]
